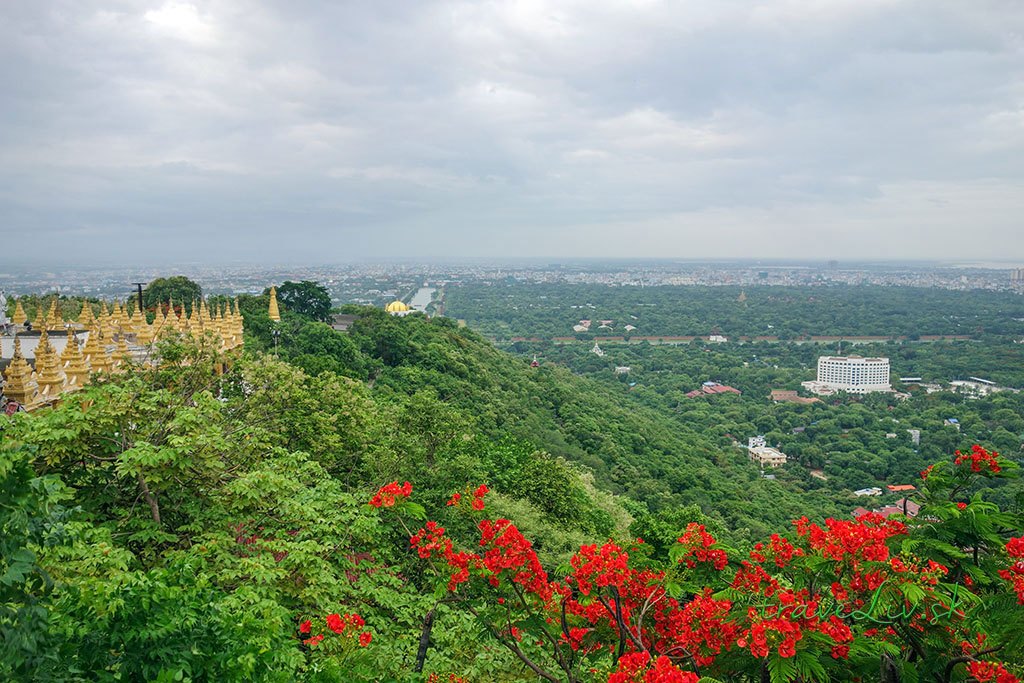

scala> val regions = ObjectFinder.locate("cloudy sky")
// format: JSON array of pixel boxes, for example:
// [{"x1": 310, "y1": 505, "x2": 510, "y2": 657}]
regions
[{"x1": 1, "y1": 1, "x2": 1022, "y2": 264}]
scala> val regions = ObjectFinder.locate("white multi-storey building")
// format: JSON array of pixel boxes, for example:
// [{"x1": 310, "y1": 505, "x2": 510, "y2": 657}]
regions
[{"x1": 806, "y1": 355, "x2": 892, "y2": 394}]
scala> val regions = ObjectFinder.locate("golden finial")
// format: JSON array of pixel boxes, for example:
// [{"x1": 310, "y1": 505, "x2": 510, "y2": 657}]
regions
[{"x1": 268, "y1": 286, "x2": 281, "y2": 322}]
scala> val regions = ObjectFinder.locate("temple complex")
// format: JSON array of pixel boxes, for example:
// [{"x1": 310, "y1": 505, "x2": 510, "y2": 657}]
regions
[{"x1": 2, "y1": 295, "x2": 246, "y2": 413}]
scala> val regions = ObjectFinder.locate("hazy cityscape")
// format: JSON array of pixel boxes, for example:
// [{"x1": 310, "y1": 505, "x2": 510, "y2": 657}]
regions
[{"x1": 3, "y1": 259, "x2": 1023, "y2": 304}]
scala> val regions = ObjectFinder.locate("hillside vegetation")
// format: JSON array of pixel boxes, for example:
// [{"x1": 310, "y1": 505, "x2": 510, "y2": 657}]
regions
[{"x1": 3, "y1": 299, "x2": 1023, "y2": 681}]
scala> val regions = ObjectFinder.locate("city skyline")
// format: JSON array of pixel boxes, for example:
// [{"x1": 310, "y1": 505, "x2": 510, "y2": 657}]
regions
[{"x1": 2, "y1": 1, "x2": 1023, "y2": 262}]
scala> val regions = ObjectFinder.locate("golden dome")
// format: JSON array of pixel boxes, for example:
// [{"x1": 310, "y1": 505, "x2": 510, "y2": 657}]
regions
[{"x1": 385, "y1": 300, "x2": 410, "y2": 313}]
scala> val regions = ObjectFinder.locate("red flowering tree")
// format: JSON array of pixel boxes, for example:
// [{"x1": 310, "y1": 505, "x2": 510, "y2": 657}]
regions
[{"x1": 370, "y1": 448, "x2": 1024, "y2": 682}]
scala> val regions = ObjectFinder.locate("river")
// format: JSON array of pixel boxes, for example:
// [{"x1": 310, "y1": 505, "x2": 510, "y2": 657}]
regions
[{"x1": 409, "y1": 287, "x2": 436, "y2": 313}]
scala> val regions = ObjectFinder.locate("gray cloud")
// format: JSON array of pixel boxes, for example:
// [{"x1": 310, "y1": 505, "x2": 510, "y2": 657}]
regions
[{"x1": 0, "y1": 0, "x2": 1022, "y2": 263}]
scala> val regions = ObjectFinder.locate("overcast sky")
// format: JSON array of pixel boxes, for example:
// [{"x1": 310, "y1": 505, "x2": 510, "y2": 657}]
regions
[{"x1": 1, "y1": 1, "x2": 1022, "y2": 264}]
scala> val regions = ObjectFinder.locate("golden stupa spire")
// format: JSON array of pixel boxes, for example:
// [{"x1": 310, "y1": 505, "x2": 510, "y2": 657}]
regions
[
  {"x1": 268, "y1": 286, "x2": 281, "y2": 322},
  {"x1": 232, "y1": 297, "x2": 245, "y2": 345},
  {"x1": 78, "y1": 300, "x2": 95, "y2": 327},
  {"x1": 97, "y1": 302, "x2": 114, "y2": 338},
  {"x1": 114, "y1": 335, "x2": 131, "y2": 370},
  {"x1": 12, "y1": 299, "x2": 27, "y2": 326},
  {"x1": 82, "y1": 326, "x2": 112, "y2": 374},
  {"x1": 61, "y1": 331, "x2": 90, "y2": 391},
  {"x1": 2, "y1": 337, "x2": 38, "y2": 407},
  {"x1": 170, "y1": 298, "x2": 187, "y2": 333},
  {"x1": 136, "y1": 315, "x2": 155, "y2": 347},
  {"x1": 46, "y1": 299, "x2": 63, "y2": 331},
  {"x1": 34, "y1": 329, "x2": 66, "y2": 400},
  {"x1": 33, "y1": 303, "x2": 47, "y2": 332}
]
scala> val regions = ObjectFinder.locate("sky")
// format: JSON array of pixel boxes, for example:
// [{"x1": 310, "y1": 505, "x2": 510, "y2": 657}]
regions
[{"x1": 1, "y1": 0, "x2": 1022, "y2": 264}]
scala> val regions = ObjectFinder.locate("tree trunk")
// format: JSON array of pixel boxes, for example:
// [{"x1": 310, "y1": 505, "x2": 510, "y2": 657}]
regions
[
  {"x1": 414, "y1": 608, "x2": 435, "y2": 673},
  {"x1": 137, "y1": 472, "x2": 161, "y2": 526}
]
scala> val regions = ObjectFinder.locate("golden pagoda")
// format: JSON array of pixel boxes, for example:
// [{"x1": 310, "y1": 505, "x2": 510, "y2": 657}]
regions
[
  {"x1": 2, "y1": 337, "x2": 38, "y2": 407},
  {"x1": 12, "y1": 299, "x2": 27, "y2": 326},
  {"x1": 171, "y1": 298, "x2": 187, "y2": 333},
  {"x1": 34, "y1": 330, "x2": 66, "y2": 401},
  {"x1": 46, "y1": 299, "x2": 64, "y2": 330},
  {"x1": 136, "y1": 317, "x2": 155, "y2": 347},
  {"x1": 97, "y1": 302, "x2": 114, "y2": 338},
  {"x1": 61, "y1": 331, "x2": 90, "y2": 391},
  {"x1": 268, "y1": 286, "x2": 281, "y2": 322},
  {"x1": 78, "y1": 300, "x2": 95, "y2": 327},
  {"x1": 114, "y1": 335, "x2": 131, "y2": 370},
  {"x1": 82, "y1": 327, "x2": 112, "y2": 374},
  {"x1": 33, "y1": 304, "x2": 47, "y2": 332}
]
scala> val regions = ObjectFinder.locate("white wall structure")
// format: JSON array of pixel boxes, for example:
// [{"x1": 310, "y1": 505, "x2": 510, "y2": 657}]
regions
[{"x1": 815, "y1": 356, "x2": 892, "y2": 394}]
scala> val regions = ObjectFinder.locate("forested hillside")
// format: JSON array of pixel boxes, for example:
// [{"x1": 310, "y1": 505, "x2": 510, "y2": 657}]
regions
[
  {"x1": 239, "y1": 299, "x2": 847, "y2": 540},
  {"x1": 4, "y1": 297, "x2": 1024, "y2": 681},
  {"x1": 444, "y1": 283, "x2": 1024, "y2": 340}
]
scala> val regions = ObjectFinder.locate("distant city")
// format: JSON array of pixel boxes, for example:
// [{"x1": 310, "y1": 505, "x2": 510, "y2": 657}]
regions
[{"x1": 1, "y1": 260, "x2": 1022, "y2": 303}]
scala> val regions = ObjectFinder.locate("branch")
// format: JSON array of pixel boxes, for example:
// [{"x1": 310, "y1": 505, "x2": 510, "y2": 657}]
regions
[
  {"x1": 463, "y1": 601, "x2": 560, "y2": 682},
  {"x1": 942, "y1": 647, "x2": 1004, "y2": 683},
  {"x1": 136, "y1": 471, "x2": 161, "y2": 526},
  {"x1": 414, "y1": 607, "x2": 436, "y2": 673}
]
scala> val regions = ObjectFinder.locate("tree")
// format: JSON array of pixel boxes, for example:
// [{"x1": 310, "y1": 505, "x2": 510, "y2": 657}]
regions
[
  {"x1": 143, "y1": 276, "x2": 202, "y2": 312},
  {"x1": 276, "y1": 281, "x2": 332, "y2": 322}
]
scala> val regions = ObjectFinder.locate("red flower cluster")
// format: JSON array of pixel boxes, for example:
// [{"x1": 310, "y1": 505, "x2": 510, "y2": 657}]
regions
[
  {"x1": 608, "y1": 651, "x2": 699, "y2": 683},
  {"x1": 478, "y1": 518, "x2": 551, "y2": 599},
  {"x1": 750, "y1": 533, "x2": 803, "y2": 569},
  {"x1": 795, "y1": 513, "x2": 906, "y2": 563},
  {"x1": 571, "y1": 541, "x2": 632, "y2": 595},
  {"x1": 954, "y1": 445, "x2": 1001, "y2": 474},
  {"x1": 411, "y1": 521, "x2": 451, "y2": 559},
  {"x1": 369, "y1": 481, "x2": 412, "y2": 508},
  {"x1": 968, "y1": 661, "x2": 1020, "y2": 683},
  {"x1": 472, "y1": 484, "x2": 489, "y2": 510},
  {"x1": 326, "y1": 612, "x2": 364, "y2": 634},
  {"x1": 371, "y1": 459, "x2": 1006, "y2": 681},
  {"x1": 447, "y1": 484, "x2": 490, "y2": 510},
  {"x1": 999, "y1": 536, "x2": 1024, "y2": 604},
  {"x1": 654, "y1": 589, "x2": 739, "y2": 667},
  {"x1": 299, "y1": 613, "x2": 372, "y2": 649},
  {"x1": 676, "y1": 524, "x2": 728, "y2": 570}
]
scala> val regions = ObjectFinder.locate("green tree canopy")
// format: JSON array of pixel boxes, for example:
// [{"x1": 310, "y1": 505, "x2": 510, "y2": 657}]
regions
[
  {"x1": 143, "y1": 276, "x2": 202, "y2": 311},
  {"x1": 275, "y1": 281, "x2": 332, "y2": 322}
]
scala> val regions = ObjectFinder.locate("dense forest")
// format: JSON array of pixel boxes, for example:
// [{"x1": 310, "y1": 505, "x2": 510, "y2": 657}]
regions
[
  {"x1": 3, "y1": 286, "x2": 1024, "y2": 681},
  {"x1": 444, "y1": 283, "x2": 1024, "y2": 341}
]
